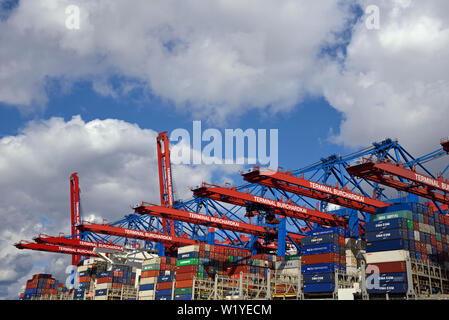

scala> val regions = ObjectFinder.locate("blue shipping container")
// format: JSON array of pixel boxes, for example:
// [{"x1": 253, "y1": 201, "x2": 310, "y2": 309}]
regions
[
  {"x1": 366, "y1": 239, "x2": 409, "y2": 252},
  {"x1": 303, "y1": 283, "x2": 335, "y2": 293},
  {"x1": 306, "y1": 227, "x2": 345, "y2": 237},
  {"x1": 174, "y1": 294, "x2": 192, "y2": 300},
  {"x1": 158, "y1": 275, "x2": 174, "y2": 282},
  {"x1": 156, "y1": 289, "x2": 172, "y2": 296},
  {"x1": 302, "y1": 273, "x2": 334, "y2": 284},
  {"x1": 139, "y1": 284, "x2": 154, "y2": 291},
  {"x1": 365, "y1": 218, "x2": 407, "y2": 232},
  {"x1": 367, "y1": 283, "x2": 407, "y2": 294},
  {"x1": 155, "y1": 296, "x2": 171, "y2": 300},
  {"x1": 366, "y1": 229, "x2": 408, "y2": 242},
  {"x1": 178, "y1": 251, "x2": 199, "y2": 260},
  {"x1": 301, "y1": 233, "x2": 341, "y2": 247},
  {"x1": 301, "y1": 263, "x2": 345, "y2": 274},
  {"x1": 95, "y1": 289, "x2": 107, "y2": 296},
  {"x1": 301, "y1": 244, "x2": 339, "y2": 256},
  {"x1": 376, "y1": 273, "x2": 407, "y2": 283}
]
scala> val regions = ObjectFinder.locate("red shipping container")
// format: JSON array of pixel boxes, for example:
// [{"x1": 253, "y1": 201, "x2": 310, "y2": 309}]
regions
[
  {"x1": 176, "y1": 273, "x2": 194, "y2": 281},
  {"x1": 141, "y1": 270, "x2": 159, "y2": 278},
  {"x1": 79, "y1": 276, "x2": 90, "y2": 283},
  {"x1": 301, "y1": 253, "x2": 341, "y2": 265},
  {"x1": 424, "y1": 216, "x2": 429, "y2": 224},
  {"x1": 422, "y1": 253, "x2": 428, "y2": 261},
  {"x1": 112, "y1": 283, "x2": 122, "y2": 289},
  {"x1": 176, "y1": 265, "x2": 199, "y2": 274},
  {"x1": 156, "y1": 282, "x2": 173, "y2": 290},
  {"x1": 413, "y1": 222, "x2": 419, "y2": 230},
  {"x1": 175, "y1": 280, "x2": 194, "y2": 288},
  {"x1": 366, "y1": 261, "x2": 407, "y2": 273}
]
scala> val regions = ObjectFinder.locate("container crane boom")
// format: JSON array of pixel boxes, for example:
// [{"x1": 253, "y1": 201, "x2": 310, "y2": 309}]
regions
[
  {"x1": 191, "y1": 183, "x2": 347, "y2": 228},
  {"x1": 242, "y1": 168, "x2": 390, "y2": 214}
]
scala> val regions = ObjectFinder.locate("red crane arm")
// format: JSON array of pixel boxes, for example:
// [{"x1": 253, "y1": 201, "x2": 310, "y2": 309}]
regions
[
  {"x1": 70, "y1": 173, "x2": 81, "y2": 265},
  {"x1": 34, "y1": 234, "x2": 124, "y2": 252},
  {"x1": 15, "y1": 241, "x2": 97, "y2": 257},
  {"x1": 134, "y1": 203, "x2": 304, "y2": 243},
  {"x1": 346, "y1": 161, "x2": 449, "y2": 205},
  {"x1": 157, "y1": 132, "x2": 175, "y2": 235},
  {"x1": 191, "y1": 183, "x2": 346, "y2": 227},
  {"x1": 242, "y1": 168, "x2": 389, "y2": 214},
  {"x1": 77, "y1": 222, "x2": 197, "y2": 247}
]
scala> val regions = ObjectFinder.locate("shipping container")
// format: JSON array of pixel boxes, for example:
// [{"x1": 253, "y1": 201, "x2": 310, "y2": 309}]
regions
[
  {"x1": 301, "y1": 244, "x2": 340, "y2": 256},
  {"x1": 303, "y1": 283, "x2": 334, "y2": 293},
  {"x1": 365, "y1": 218, "x2": 407, "y2": 232},
  {"x1": 366, "y1": 229, "x2": 408, "y2": 242},
  {"x1": 366, "y1": 239, "x2": 408, "y2": 252},
  {"x1": 365, "y1": 250, "x2": 409, "y2": 264},
  {"x1": 302, "y1": 273, "x2": 334, "y2": 284}
]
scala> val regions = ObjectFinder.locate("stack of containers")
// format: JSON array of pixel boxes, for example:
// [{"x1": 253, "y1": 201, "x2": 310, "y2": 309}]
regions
[
  {"x1": 22, "y1": 274, "x2": 59, "y2": 300},
  {"x1": 139, "y1": 257, "x2": 175, "y2": 300},
  {"x1": 94, "y1": 270, "x2": 113, "y2": 300},
  {"x1": 365, "y1": 202, "x2": 449, "y2": 295},
  {"x1": 301, "y1": 227, "x2": 346, "y2": 294},
  {"x1": 175, "y1": 244, "x2": 201, "y2": 300},
  {"x1": 174, "y1": 243, "x2": 255, "y2": 300},
  {"x1": 155, "y1": 257, "x2": 177, "y2": 300}
]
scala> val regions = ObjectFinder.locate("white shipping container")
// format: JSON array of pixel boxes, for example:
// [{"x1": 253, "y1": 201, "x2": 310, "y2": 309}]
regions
[
  {"x1": 427, "y1": 244, "x2": 432, "y2": 254},
  {"x1": 337, "y1": 288, "x2": 356, "y2": 300},
  {"x1": 278, "y1": 269, "x2": 299, "y2": 276},
  {"x1": 414, "y1": 231, "x2": 420, "y2": 241},
  {"x1": 95, "y1": 283, "x2": 112, "y2": 290},
  {"x1": 178, "y1": 245, "x2": 199, "y2": 254},
  {"x1": 365, "y1": 250, "x2": 409, "y2": 264},
  {"x1": 275, "y1": 260, "x2": 300, "y2": 270},
  {"x1": 77, "y1": 266, "x2": 89, "y2": 272},
  {"x1": 138, "y1": 296, "x2": 155, "y2": 300},
  {"x1": 138, "y1": 290, "x2": 155, "y2": 298},
  {"x1": 94, "y1": 295, "x2": 108, "y2": 300},
  {"x1": 140, "y1": 277, "x2": 157, "y2": 285}
]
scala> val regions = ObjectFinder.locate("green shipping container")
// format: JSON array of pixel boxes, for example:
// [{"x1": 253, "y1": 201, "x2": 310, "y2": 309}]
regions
[
  {"x1": 286, "y1": 254, "x2": 301, "y2": 261},
  {"x1": 175, "y1": 287, "x2": 192, "y2": 295},
  {"x1": 142, "y1": 264, "x2": 160, "y2": 271},
  {"x1": 197, "y1": 272, "x2": 204, "y2": 280},
  {"x1": 372, "y1": 210, "x2": 413, "y2": 222},
  {"x1": 177, "y1": 258, "x2": 199, "y2": 267},
  {"x1": 407, "y1": 220, "x2": 414, "y2": 230},
  {"x1": 436, "y1": 233, "x2": 442, "y2": 242},
  {"x1": 418, "y1": 214, "x2": 424, "y2": 223},
  {"x1": 229, "y1": 256, "x2": 234, "y2": 263},
  {"x1": 198, "y1": 265, "x2": 204, "y2": 273}
]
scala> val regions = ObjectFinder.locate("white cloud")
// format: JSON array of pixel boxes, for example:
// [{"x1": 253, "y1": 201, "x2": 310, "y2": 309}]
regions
[
  {"x1": 319, "y1": 0, "x2": 449, "y2": 154},
  {"x1": 0, "y1": 0, "x2": 351, "y2": 120},
  {"x1": 0, "y1": 115, "x2": 239, "y2": 299}
]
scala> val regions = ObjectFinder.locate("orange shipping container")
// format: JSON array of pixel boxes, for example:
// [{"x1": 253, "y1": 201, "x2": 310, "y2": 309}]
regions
[
  {"x1": 301, "y1": 253, "x2": 341, "y2": 265},
  {"x1": 176, "y1": 273, "x2": 194, "y2": 281},
  {"x1": 156, "y1": 282, "x2": 173, "y2": 290},
  {"x1": 141, "y1": 270, "x2": 159, "y2": 278},
  {"x1": 175, "y1": 280, "x2": 194, "y2": 288}
]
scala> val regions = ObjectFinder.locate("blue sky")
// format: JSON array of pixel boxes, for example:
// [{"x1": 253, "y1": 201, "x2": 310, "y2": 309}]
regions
[
  {"x1": 0, "y1": 82, "x2": 353, "y2": 175},
  {"x1": 2, "y1": 0, "x2": 448, "y2": 299}
]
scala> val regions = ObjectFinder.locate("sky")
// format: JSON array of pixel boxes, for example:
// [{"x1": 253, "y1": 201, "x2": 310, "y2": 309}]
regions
[{"x1": 1, "y1": 0, "x2": 449, "y2": 299}]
